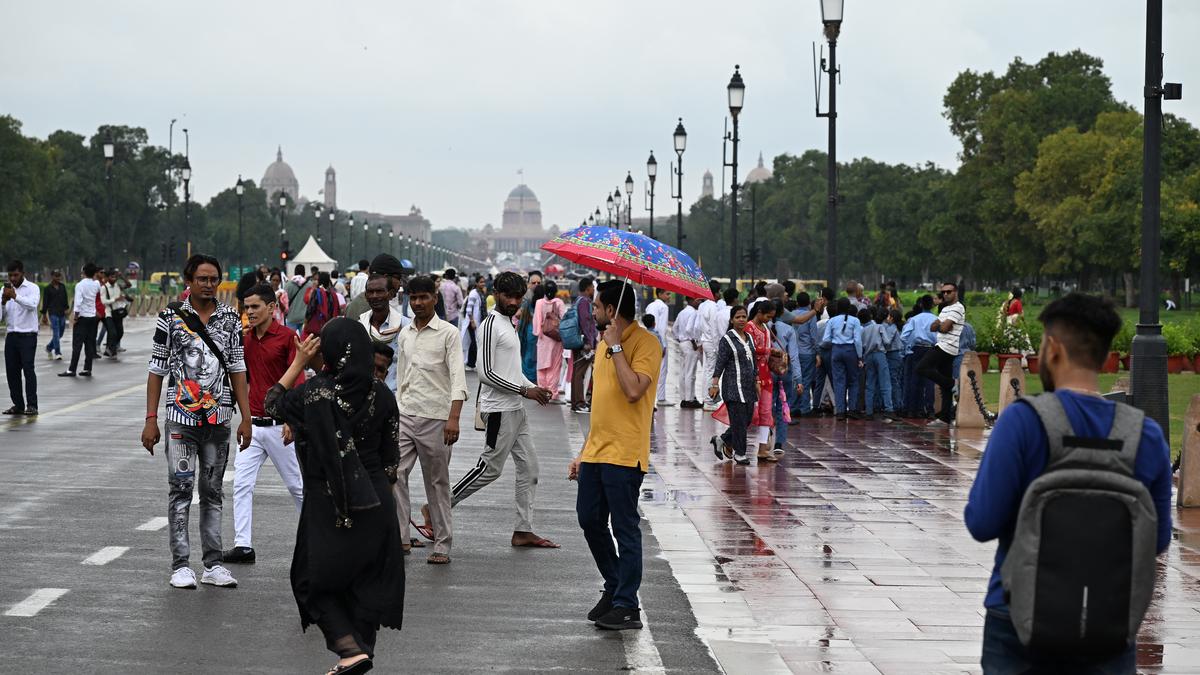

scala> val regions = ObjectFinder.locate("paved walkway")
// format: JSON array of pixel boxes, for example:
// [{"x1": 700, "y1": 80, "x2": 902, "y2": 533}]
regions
[{"x1": 637, "y1": 400, "x2": 1200, "y2": 674}]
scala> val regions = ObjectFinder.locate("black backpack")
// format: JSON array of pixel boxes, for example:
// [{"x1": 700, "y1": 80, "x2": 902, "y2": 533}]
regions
[{"x1": 1001, "y1": 394, "x2": 1156, "y2": 661}]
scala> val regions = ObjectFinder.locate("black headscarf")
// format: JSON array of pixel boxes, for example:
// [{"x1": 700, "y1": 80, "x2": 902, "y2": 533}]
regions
[{"x1": 306, "y1": 318, "x2": 380, "y2": 527}]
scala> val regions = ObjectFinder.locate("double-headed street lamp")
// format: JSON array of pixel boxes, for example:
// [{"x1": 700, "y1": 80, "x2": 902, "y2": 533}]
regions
[
  {"x1": 624, "y1": 172, "x2": 634, "y2": 229},
  {"x1": 725, "y1": 65, "x2": 745, "y2": 281},
  {"x1": 645, "y1": 152, "x2": 658, "y2": 239},
  {"x1": 819, "y1": 0, "x2": 844, "y2": 289},
  {"x1": 103, "y1": 131, "x2": 115, "y2": 263},
  {"x1": 671, "y1": 118, "x2": 687, "y2": 252},
  {"x1": 181, "y1": 158, "x2": 192, "y2": 260},
  {"x1": 235, "y1": 176, "x2": 245, "y2": 275}
]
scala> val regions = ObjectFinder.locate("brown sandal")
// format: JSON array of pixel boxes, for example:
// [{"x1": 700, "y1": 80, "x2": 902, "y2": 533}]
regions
[{"x1": 427, "y1": 552, "x2": 451, "y2": 565}]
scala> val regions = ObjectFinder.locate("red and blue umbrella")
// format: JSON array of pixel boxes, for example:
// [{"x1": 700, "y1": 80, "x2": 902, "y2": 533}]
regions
[{"x1": 541, "y1": 225, "x2": 712, "y2": 299}]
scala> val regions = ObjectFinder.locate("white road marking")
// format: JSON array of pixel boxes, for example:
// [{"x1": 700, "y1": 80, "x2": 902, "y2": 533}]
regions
[
  {"x1": 135, "y1": 516, "x2": 168, "y2": 531},
  {"x1": 82, "y1": 546, "x2": 129, "y2": 566},
  {"x1": 4, "y1": 588, "x2": 69, "y2": 617},
  {"x1": 0, "y1": 382, "x2": 144, "y2": 429}
]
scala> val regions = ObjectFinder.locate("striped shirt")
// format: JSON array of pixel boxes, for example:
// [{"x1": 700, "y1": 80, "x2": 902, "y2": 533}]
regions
[
  {"x1": 477, "y1": 310, "x2": 536, "y2": 413},
  {"x1": 712, "y1": 329, "x2": 758, "y2": 404},
  {"x1": 148, "y1": 299, "x2": 246, "y2": 426}
]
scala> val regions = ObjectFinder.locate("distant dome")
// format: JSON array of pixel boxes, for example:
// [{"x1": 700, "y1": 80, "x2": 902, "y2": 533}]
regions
[
  {"x1": 502, "y1": 184, "x2": 542, "y2": 230},
  {"x1": 746, "y1": 152, "x2": 772, "y2": 184},
  {"x1": 508, "y1": 184, "x2": 538, "y2": 202},
  {"x1": 261, "y1": 146, "x2": 300, "y2": 205}
]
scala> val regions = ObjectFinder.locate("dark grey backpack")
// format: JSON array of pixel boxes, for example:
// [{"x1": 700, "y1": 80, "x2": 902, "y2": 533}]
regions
[{"x1": 1000, "y1": 394, "x2": 1157, "y2": 660}]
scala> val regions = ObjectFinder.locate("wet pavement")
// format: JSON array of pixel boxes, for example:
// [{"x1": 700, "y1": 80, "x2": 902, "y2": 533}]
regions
[{"x1": 635, "y1": 400, "x2": 1200, "y2": 674}]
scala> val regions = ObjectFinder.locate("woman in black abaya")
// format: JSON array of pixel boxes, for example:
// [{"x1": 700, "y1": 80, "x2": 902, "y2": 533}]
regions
[{"x1": 265, "y1": 318, "x2": 404, "y2": 675}]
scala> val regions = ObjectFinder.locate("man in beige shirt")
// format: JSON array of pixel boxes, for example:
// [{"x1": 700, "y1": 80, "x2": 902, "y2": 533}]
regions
[{"x1": 394, "y1": 275, "x2": 468, "y2": 564}]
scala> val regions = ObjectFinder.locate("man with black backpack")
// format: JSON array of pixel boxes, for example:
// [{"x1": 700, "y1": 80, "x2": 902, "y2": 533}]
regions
[
  {"x1": 964, "y1": 293, "x2": 1172, "y2": 673},
  {"x1": 282, "y1": 263, "x2": 312, "y2": 333}
]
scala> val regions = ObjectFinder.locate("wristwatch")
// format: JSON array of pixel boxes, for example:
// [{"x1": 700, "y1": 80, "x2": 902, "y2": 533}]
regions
[{"x1": 609, "y1": 344, "x2": 624, "y2": 354}]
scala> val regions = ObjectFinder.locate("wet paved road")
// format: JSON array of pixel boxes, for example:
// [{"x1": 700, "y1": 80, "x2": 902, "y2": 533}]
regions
[{"x1": 4, "y1": 320, "x2": 1200, "y2": 673}]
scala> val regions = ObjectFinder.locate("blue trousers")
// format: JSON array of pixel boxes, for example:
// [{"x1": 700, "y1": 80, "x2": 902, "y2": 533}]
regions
[
  {"x1": 864, "y1": 351, "x2": 892, "y2": 415},
  {"x1": 886, "y1": 351, "x2": 904, "y2": 412},
  {"x1": 46, "y1": 313, "x2": 67, "y2": 355},
  {"x1": 981, "y1": 608, "x2": 1134, "y2": 675},
  {"x1": 904, "y1": 346, "x2": 934, "y2": 416},
  {"x1": 830, "y1": 344, "x2": 860, "y2": 415},
  {"x1": 812, "y1": 345, "x2": 832, "y2": 411},
  {"x1": 576, "y1": 462, "x2": 645, "y2": 609},
  {"x1": 794, "y1": 353, "x2": 816, "y2": 414},
  {"x1": 772, "y1": 374, "x2": 788, "y2": 446}
]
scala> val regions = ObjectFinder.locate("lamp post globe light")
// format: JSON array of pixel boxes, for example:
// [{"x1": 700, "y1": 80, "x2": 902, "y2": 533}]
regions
[
  {"x1": 727, "y1": 65, "x2": 744, "y2": 282},
  {"x1": 646, "y1": 151, "x2": 658, "y2": 239},
  {"x1": 235, "y1": 176, "x2": 245, "y2": 276},
  {"x1": 818, "y1": 0, "x2": 844, "y2": 289},
  {"x1": 672, "y1": 118, "x2": 687, "y2": 254},
  {"x1": 181, "y1": 158, "x2": 192, "y2": 260},
  {"x1": 102, "y1": 130, "x2": 115, "y2": 263},
  {"x1": 377, "y1": 225, "x2": 383, "y2": 251}
]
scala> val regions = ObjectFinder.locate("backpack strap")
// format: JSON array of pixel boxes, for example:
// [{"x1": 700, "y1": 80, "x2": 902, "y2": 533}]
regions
[
  {"x1": 1022, "y1": 393, "x2": 1143, "y2": 477},
  {"x1": 167, "y1": 301, "x2": 233, "y2": 394}
]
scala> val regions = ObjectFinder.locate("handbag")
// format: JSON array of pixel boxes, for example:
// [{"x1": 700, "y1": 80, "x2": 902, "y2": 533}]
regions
[
  {"x1": 540, "y1": 301, "x2": 561, "y2": 341},
  {"x1": 768, "y1": 325, "x2": 790, "y2": 376}
]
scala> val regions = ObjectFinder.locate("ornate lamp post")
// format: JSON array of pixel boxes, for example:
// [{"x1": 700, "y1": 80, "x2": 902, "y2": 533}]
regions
[
  {"x1": 235, "y1": 176, "x2": 245, "y2": 275},
  {"x1": 103, "y1": 130, "x2": 115, "y2": 263},
  {"x1": 645, "y1": 152, "x2": 657, "y2": 239},
  {"x1": 613, "y1": 188, "x2": 623, "y2": 230},
  {"x1": 671, "y1": 118, "x2": 687, "y2": 251},
  {"x1": 726, "y1": 65, "x2": 745, "y2": 281},
  {"x1": 278, "y1": 193, "x2": 288, "y2": 255},
  {"x1": 624, "y1": 172, "x2": 634, "y2": 229},
  {"x1": 181, "y1": 158, "x2": 192, "y2": 260},
  {"x1": 606, "y1": 193, "x2": 615, "y2": 228},
  {"x1": 389, "y1": 229, "x2": 395, "y2": 257},
  {"x1": 348, "y1": 214, "x2": 355, "y2": 263},
  {"x1": 362, "y1": 219, "x2": 369, "y2": 255},
  {"x1": 314, "y1": 204, "x2": 323, "y2": 244},
  {"x1": 818, "y1": 0, "x2": 844, "y2": 289},
  {"x1": 377, "y1": 225, "x2": 383, "y2": 251},
  {"x1": 329, "y1": 210, "x2": 336, "y2": 257}
]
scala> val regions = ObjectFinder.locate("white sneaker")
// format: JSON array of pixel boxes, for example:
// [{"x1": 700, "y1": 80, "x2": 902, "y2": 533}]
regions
[
  {"x1": 200, "y1": 564, "x2": 238, "y2": 588},
  {"x1": 170, "y1": 567, "x2": 197, "y2": 589},
  {"x1": 55, "y1": 354, "x2": 63, "y2": 361},
  {"x1": 702, "y1": 402, "x2": 718, "y2": 412}
]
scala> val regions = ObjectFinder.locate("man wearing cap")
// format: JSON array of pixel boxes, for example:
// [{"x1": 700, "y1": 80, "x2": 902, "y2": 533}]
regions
[{"x1": 345, "y1": 253, "x2": 407, "y2": 320}]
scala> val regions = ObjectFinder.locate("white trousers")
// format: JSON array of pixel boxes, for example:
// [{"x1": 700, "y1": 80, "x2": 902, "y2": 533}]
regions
[
  {"x1": 656, "y1": 337, "x2": 670, "y2": 402},
  {"x1": 701, "y1": 339, "x2": 719, "y2": 403},
  {"x1": 679, "y1": 341, "x2": 701, "y2": 403},
  {"x1": 232, "y1": 423, "x2": 303, "y2": 548}
]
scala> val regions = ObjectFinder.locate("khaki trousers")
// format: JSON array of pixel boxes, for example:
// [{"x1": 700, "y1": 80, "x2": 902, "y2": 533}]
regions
[{"x1": 394, "y1": 414, "x2": 453, "y2": 555}]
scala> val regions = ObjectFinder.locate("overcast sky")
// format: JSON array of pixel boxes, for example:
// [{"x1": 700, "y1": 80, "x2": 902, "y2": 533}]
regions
[{"x1": 4, "y1": 1, "x2": 1197, "y2": 232}]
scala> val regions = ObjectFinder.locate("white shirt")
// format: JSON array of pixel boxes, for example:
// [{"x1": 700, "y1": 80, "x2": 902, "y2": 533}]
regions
[
  {"x1": 349, "y1": 273, "x2": 368, "y2": 299},
  {"x1": 646, "y1": 298, "x2": 669, "y2": 341},
  {"x1": 697, "y1": 299, "x2": 721, "y2": 345},
  {"x1": 394, "y1": 315, "x2": 468, "y2": 420},
  {"x1": 1, "y1": 279, "x2": 40, "y2": 333},
  {"x1": 464, "y1": 289, "x2": 484, "y2": 327},
  {"x1": 477, "y1": 310, "x2": 536, "y2": 413},
  {"x1": 73, "y1": 278, "x2": 101, "y2": 318},
  {"x1": 674, "y1": 305, "x2": 700, "y2": 342},
  {"x1": 934, "y1": 301, "x2": 965, "y2": 355}
]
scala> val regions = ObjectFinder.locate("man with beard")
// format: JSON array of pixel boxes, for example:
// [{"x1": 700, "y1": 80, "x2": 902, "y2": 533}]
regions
[
  {"x1": 443, "y1": 271, "x2": 557, "y2": 549},
  {"x1": 964, "y1": 293, "x2": 1171, "y2": 673},
  {"x1": 358, "y1": 273, "x2": 409, "y2": 392}
]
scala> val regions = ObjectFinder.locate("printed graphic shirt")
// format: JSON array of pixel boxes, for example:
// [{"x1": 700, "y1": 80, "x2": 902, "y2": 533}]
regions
[{"x1": 148, "y1": 299, "x2": 247, "y2": 426}]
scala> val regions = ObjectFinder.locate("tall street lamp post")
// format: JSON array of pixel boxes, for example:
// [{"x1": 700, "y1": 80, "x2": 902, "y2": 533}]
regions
[
  {"x1": 377, "y1": 225, "x2": 383, "y2": 251},
  {"x1": 314, "y1": 205, "x2": 323, "y2": 244},
  {"x1": 1133, "y1": 0, "x2": 1183, "y2": 450},
  {"x1": 606, "y1": 193, "x2": 615, "y2": 228},
  {"x1": 672, "y1": 119, "x2": 687, "y2": 252},
  {"x1": 235, "y1": 176, "x2": 245, "y2": 276},
  {"x1": 103, "y1": 131, "x2": 115, "y2": 263},
  {"x1": 348, "y1": 215, "x2": 355, "y2": 263},
  {"x1": 278, "y1": 193, "x2": 288, "y2": 255},
  {"x1": 181, "y1": 159, "x2": 192, "y2": 260},
  {"x1": 329, "y1": 210, "x2": 336, "y2": 258},
  {"x1": 624, "y1": 173, "x2": 634, "y2": 230},
  {"x1": 645, "y1": 152, "x2": 657, "y2": 239},
  {"x1": 363, "y1": 220, "x2": 369, "y2": 255},
  {"x1": 613, "y1": 188, "x2": 622, "y2": 230},
  {"x1": 389, "y1": 229, "x2": 395, "y2": 257},
  {"x1": 819, "y1": 0, "x2": 844, "y2": 289},
  {"x1": 726, "y1": 66, "x2": 745, "y2": 282}
]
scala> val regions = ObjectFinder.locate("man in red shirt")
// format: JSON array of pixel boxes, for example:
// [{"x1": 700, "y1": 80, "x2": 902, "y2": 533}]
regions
[{"x1": 223, "y1": 284, "x2": 304, "y2": 564}]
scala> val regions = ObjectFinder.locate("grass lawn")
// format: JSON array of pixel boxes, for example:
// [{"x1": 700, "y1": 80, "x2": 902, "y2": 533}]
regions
[{"x1": 978, "y1": 371, "x2": 1199, "y2": 461}]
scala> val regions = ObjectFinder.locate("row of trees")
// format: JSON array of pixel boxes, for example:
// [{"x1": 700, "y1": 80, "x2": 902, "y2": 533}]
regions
[{"x1": 671, "y1": 50, "x2": 1200, "y2": 303}]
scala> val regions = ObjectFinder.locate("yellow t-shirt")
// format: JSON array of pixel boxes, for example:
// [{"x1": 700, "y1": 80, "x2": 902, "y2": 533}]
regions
[{"x1": 581, "y1": 321, "x2": 662, "y2": 471}]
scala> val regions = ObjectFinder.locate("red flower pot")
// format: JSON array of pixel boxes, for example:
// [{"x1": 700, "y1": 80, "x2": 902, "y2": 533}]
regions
[
  {"x1": 996, "y1": 353, "x2": 1022, "y2": 374},
  {"x1": 1026, "y1": 355, "x2": 1040, "y2": 374},
  {"x1": 1193, "y1": 355, "x2": 1200, "y2": 373},
  {"x1": 977, "y1": 352, "x2": 991, "y2": 373},
  {"x1": 1101, "y1": 352, "x2": 1120, "y2": 374},
  {"x1": 1167, "y1": 355, "x2": 1187, "y2": 374},
  {"x1": 1120, "y1": 355, "x2": 1132, "y2": 371}
]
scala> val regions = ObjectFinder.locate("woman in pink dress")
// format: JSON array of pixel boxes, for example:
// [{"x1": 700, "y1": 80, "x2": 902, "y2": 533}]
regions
[
  {"x1": 532, "y1": 280, "x2": 565, "y2": 401},
  {"x1": 744, "y1": 300, "x2": 776, "y2": 461}
]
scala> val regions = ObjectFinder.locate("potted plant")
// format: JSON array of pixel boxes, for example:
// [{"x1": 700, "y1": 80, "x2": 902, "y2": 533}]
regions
[
  {"x1": 1111, "y1": 322, "x2": 1134, "y2": 371},
  {"x1": 1162, "y1": 323, "x2": 1193, "y2": 374},
  {"x1": 992, "y1": 324, "x2": 1023, "y2": 374},
  {"x1": 1024, "y1": 320, "x2": 1044, "y2": 374},
  {"x1": 973, "y1": 321, "x2": 993, "y2": 372}
]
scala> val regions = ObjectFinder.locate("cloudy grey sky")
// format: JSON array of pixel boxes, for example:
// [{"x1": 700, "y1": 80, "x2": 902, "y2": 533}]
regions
[{"x1": 3, "y1": 0, "x2": 1197, "y2": 232}]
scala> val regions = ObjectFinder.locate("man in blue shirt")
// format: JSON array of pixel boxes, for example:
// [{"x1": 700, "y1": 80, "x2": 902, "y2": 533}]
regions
[
  {"x1": 964, "y1": 293, "x2": 1172, "y2": 673},
  {"x1": 821, "y1": 298, "x2": 862, "y2": 421},
  {"x1": 790, "y1": 292, "x2": 821, "y2": 416},
  {"x1": 900, "y1": 295, "x2": 936, "y2": 417}
]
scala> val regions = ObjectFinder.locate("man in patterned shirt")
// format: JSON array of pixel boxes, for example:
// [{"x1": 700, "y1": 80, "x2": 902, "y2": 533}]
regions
[{"x1": 141, "y1": 254, "x2": 252, "y2": 590}]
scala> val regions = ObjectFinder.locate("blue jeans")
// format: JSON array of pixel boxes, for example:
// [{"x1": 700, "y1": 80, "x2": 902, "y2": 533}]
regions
[
  {"x1": 864, "y1": 351, "x2": 892, "y2": 415},
  {"x1": 794, "y1": 353, "x2": 816, "y2": 414},
  {"x1": 576, "y1": 462, "x2": 645, "y2": 609},
  {"x1": 772, "y1": 374, "x2": 788, "y2": 446},
  {"x1": 904, "y1": 346, "x2": 934, "y2": 416},
  {"x1": 886, "y1": 351, "x2": 904, "y2": 412},
  {"x1": 812, "y1": 345, "x2": 832, "y2": 411},
  {"x1": 830, "y1": 344, "x2": 859, "y2": 415},
  {"x1": 47, "y1": 313, "x2": 67, "y2": 355},
  {"x1": 981, "y1": 608, "x2": 1135, "y2": 675}
]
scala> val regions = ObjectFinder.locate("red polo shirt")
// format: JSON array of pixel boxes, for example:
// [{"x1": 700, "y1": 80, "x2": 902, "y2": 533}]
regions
[{"x1": 245, "y1": 320, "x2": 302, "y2": 417}]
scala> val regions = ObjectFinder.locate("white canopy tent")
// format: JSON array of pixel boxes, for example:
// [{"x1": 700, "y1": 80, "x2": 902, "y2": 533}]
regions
[{"x1": 292, "y1": 236, "x2": 338, "y2": 273}]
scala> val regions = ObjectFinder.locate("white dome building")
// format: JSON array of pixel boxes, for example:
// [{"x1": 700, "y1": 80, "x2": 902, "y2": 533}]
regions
[
  {"x1": 746, "y1": 152, "x2": 773, "y2": 184},
  {"x1": 261, "y1": 146, "x2": 300, "y2": 206}
]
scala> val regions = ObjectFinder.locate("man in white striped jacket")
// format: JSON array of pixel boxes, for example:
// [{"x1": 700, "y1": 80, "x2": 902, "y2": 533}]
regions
[{"x1": 445, "y1": 271, "x2": 559, "y2": 548}]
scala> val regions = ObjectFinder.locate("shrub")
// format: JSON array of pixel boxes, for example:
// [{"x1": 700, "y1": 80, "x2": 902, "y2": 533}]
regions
[
  {"x1": 1163, "y1": 323, "x2": 1197, "y2": 356},
  {"x1": 1110, "y1": 321, "x2": 1134, "y2": 354}
]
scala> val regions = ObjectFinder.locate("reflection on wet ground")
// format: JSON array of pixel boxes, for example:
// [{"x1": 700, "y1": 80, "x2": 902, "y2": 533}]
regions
[{"x1": 641, "y1": 409, "x2": 1200, "y2": 674}]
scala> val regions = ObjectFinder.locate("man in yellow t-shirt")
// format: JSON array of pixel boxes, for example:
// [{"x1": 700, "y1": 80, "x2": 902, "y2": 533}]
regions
[{"x1": 568, "y1": 280, "x2": 661, "y2": 631}]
